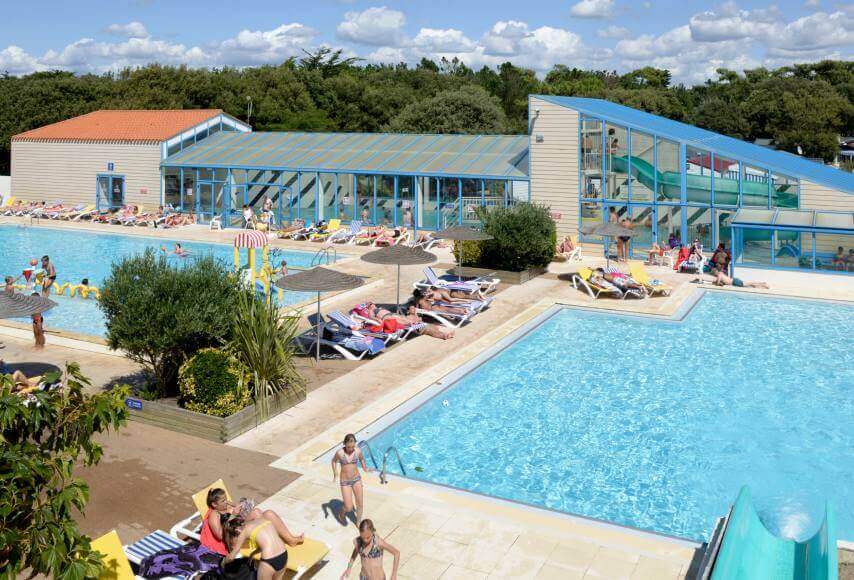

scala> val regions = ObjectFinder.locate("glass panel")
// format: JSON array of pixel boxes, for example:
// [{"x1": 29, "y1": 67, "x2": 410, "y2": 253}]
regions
[
  {"x1": 213, "y1": 168, "x2": 228, "y2": 181},
  {"x1": 775, "y1": 210, "x2": 813, "y2": 227},
  {"x1": 656, "y1": 138, "x2": 680, "y2": 203},
  {"x1": 657, "y1": 206, "x2": 683, "y2": 249},
  {"x1": 198, "y1": 183, "x2": 213, "y2": 215},
  {"x1": 686, "y1": 206, "x2": 712, "y2": 250},
  {"x1": 579, "y1": 201, "x2": 603, "y2": 242},
  {"x1": 439, "y1": 178, "x2": 459, "y2": 229},
  {"x1": 629, "y1": 130, "x2": 654, "y2": 202},
  {"x1": 815, "y1": 212, "x2": 854, "y2": 230},
  {"x1": 606, "y1": 205, "x2": 628, "y2": 259},
  {"x1": 740, "y1": 228, "x2": 773, "y2": 266},
  {"x1": 716, "y1": 209, "x2": 735, "y2": 251},
  {"x1": 167, "y1": 142, "x2": 181, "y2": 156},
  {"x1": 397, "y1": 176, "x2": 415, "y2": 228},
  {"x1": 580, "y1": 116, "x2": 603, "y2": 200},
  {"x1": 771, "y1": 173, "x2": 798, "y2": 208},
  {"x1": 299, "y1": 173, "x2": 317, "y2": 222},
  {"x1": 461, "y1": 178, "x2": 480, "y2": 225},
  {"x1": 196, "y1": 127, "x2": 208, "y2": 141},
  {"x1": 713, "y1": 155, "x2": 739, "y2": 206},
  {"x1": 629, "y1": 205, "x2": 654, "y2": 258},
  {"x1": 356, "y1": 175, "x2": 373, "y2": 224},
  {"x1": 181, "y1": 133, "x2": 195, "y2": 151},
  {"x1": 685, "y1": 146, "x2": 713, "y2": 205},
  {"x1": 375, "y1": 175, "x2": 394, "y2": 225},
  {"x1": 110, "y1": 177, "x2": 124, "y2": 207},
  {"x1": 209, "y1": 123, "x2": 221, "y2": 136},
  {"x1": 815, "y1": 234, "x2": 851, "y2": 271},
  {"x1": 248, "y1": 184, "x2": 276, "y2": 209},
  {"x1": 229, "y1": 185, "x2": 244, "y2": 222},
  {"x1": 198, "y1": 168, "x2": 213, "y2": 181},
  {"x1": 164, "y1": 168, "x2": 180, "y2": 209},
  {"x1": 605, "y1": 124, "x2": 628, "y2": 201},
  {"x1": 418, "y1": 177, "x2": 437, "y2": 229},
  {"x1": 734, "y1": 208, "x2": 775, "y2": 224},
  {"x1": 281, "y1": 172, "x2": 298, "y2": 225},
  {"x1": 336, "y1": 174, "x2": 355, "y2": 223},
  {"x1": 231, "y1": 169, "x2": 248, "y2": 185},
  {"x1": 97, "y1": 176, "x2": 109, "y2": 208},
  {"x1": 741, "y1": 165, "x2": 769, "y2": 207},
  {"x1": 509, "y1": 181, "x2": 529, "y2": 204},
  {"x1": 182, "y1": 169, "x2": 195, "y2": 211},
  {"x1": 774, "y1": 230, "x2": 804, "y2": 269},
  {"x1": 318, "y1": 173, "x2": 335, "y2": 221}
]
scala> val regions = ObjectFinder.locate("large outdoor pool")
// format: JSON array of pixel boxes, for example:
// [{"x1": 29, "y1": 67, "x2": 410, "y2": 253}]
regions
[
  {"x1": 367, "y1": 293, "x2": 854, "y2": 542},
  {"x1": 0, "y1": 225, "x2": 330, "y2": 337}
]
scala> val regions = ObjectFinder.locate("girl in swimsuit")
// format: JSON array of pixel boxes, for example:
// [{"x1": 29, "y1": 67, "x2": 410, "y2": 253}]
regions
[
  {"x1": 224, "y1": 516, "x2": 288, "y2": 580},
  {"x1": 342, "y1": 519, "x2": 400, "y2": 580},
  {"x1": 332, "y1": 433, "x2": 369, "y2": 526},
  {"x1": 203, "y1": 488, "x2": 304, "y2": 554}
]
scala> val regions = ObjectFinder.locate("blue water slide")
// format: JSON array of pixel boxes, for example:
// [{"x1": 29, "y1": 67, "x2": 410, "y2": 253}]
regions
[{"x1": 705, "y1": 486, "x2": 837, "y2": 580}]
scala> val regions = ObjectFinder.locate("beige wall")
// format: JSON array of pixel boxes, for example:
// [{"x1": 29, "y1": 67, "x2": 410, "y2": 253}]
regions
[
  {"x1": 11, "y1": 141, "x2": 162, "y2": 209},
  {"x1": 528, "y1": 96, "x2": 579, "y2": 239},
  {"x1": 799, "y1": 178, "x2": 854, "y2": 255}
]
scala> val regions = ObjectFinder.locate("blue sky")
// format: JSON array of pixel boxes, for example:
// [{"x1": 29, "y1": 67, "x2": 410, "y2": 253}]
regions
[{"x1": 1, "y1": 0, "x2": 851, "y2": 84}]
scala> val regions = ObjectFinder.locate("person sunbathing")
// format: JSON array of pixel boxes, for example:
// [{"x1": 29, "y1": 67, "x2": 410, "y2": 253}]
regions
[
  {"x1": 602, "y1": 270, "x2": 645, "y2": 296},
  {"x1": 412, "y1": 289, "x2": 470, "y2": 316},
  {"x1": 589, "y1": 268, "x2": 621, "y2": 294},
  {"x1": 646, "y1": 241, "x2": 662, "y2": 265},
  {"x1": 373, "y1": 226, "x2": 405, "y2": 247},
  {"x1": 711, "y1": 268, "x2": 769, "y2": 289},
  {"x1": 426, "y1": 287, "x2": 485, "y2": 308},
  {"x1": 4, "y1": 200, "x2": 23, "y2": 215}
]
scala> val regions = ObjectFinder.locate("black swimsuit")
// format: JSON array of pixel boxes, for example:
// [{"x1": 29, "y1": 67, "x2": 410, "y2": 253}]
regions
[{"x1": 261, "y1": 551, "x2": 287, "y2": 572}]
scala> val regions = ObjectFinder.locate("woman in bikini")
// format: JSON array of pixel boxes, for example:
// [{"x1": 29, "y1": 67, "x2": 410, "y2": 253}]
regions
[
  {"x1": 342, "y1": 519, "x2": 400, "y2": 580},
  {"x1": 332, "y1": 433, "x2": 369, "y2": 526},
  {"x1": 224, "y1": 515, "x2": 288, "y2": 580},
  {"x1": 412, "y1": 289, "x2": 470, "y2": 317}
]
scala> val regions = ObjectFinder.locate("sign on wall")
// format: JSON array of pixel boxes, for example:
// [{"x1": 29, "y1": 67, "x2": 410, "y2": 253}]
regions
[
  {"x1": 549, "y1": 211, "x2": 562, "y2": 220},
  {"x1": 107, "y1": 162, "x2": 114, "y2": 171},
  {"x1": 139, "y1": 188, "x2": 148, "y2": 194}
]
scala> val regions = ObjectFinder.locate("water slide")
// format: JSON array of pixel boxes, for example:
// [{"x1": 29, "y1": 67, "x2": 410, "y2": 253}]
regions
[{"x1": 700, "y1": 486, "x2": 837, "y2": 580}]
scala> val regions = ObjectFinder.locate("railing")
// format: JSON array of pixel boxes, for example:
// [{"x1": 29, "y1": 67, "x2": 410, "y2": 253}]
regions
[
  {"x1": 358, "y1": 440, "x2": 380, "y2": 470},
  {"x1": 440, "y1": 203, "x2": 459, "y2": 230},
  {"x1": 380, "y1": 446, "x2": 407, "y2": 484},
  {"x1": 310, "y1": 246, "x2": 336, "y2": 267}
]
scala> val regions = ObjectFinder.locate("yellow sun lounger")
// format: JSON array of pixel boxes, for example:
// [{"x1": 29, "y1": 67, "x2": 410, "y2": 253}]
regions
[
  {"x1": 92, "y1": 529, "x2": 186, "y2": 579},
  {"x1": 572, "y1": 266, "x2": 624, "y2": 299},
  {"x1": 629, "y1": 261, "x2": 672, "y2": 296},
  {"x1": 172, "y1": 479, "x2": 331, "y2": 579},
  {"x1": 309, "y1": 218, "x2": 341, "y2": 241}
]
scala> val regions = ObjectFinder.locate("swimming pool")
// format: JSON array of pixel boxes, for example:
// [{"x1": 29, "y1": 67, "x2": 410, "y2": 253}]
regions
[
  {"x1": 365, "y1": 293, "x2": 854, "y2": 542},
  {"x1": 0, "y1": 225, "x2": 332, "y2": 337}
]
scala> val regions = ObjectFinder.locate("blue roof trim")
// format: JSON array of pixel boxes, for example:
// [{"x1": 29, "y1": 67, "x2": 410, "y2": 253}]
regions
[{"x1": 534, "y1": 95, "x2": 854, "y2": 195}]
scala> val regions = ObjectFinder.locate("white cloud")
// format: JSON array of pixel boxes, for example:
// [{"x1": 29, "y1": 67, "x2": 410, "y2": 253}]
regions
[
  {"x1": 767, "y1": 10, "x2": 854, "y2": 54},
  {"x1": 597, "y1": 25, "x2": 631, "y2": 39},
  {"x1": 336, "y1": 6, "x2": 407, "y2": 46},
  {"x1": 689, "y1": 8, "x2": 781, "y2": 42},
  {"x1": 0, "y1": 45, "x2": 43, "y2": 75},
  {"x1": 569, "y1": 0, "x2": 614, "y2": 19},
  {"x1": 216, "y1": 23, "x2": 318, "y2": 64},
  {"x1": 413, "y1": 28, "x2": 475, "y2": 53},
  {"x1": 104, "y1": 21, "x2": 149, "y2": 39},
  {"x1": 481, "y1": 20, "x2": 530, "y2": 56},
  {"x1": 805, "y1": 0, "x2": 820, "y2": 7}
]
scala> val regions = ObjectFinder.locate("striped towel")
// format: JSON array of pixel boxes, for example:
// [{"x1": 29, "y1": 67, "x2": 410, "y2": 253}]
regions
[{"x1": 124, "y1": 530, "x2": 184, "y2": 563}]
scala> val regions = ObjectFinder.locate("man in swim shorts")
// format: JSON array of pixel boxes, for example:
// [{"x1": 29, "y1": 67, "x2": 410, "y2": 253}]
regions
[{"x1": 40, "y1": 256, "x2": 56, "y2": 296}]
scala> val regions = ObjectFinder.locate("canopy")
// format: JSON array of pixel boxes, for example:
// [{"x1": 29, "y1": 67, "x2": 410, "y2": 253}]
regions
[
  {"x1": 0, "y1": 292, "x2": 57, "y2": 319},
  {"x1": 361, "y1": 246, "x2": 437, "y2": 312},
  {"x1": 233, "y1": 230, "x2": 268, "y2": 248}
]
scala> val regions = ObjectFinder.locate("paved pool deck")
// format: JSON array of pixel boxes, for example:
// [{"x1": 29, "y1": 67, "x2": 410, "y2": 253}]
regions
[{"x1": 3, "y1": 217, "x2": 853, "y2": 578}]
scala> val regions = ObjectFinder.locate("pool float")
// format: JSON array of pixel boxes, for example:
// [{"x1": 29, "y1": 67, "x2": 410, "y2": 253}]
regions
[
  {"x1": 54, "y1": 282, "x2": 71, "y2": 296},
  {"x1": 69, "y1": 284, "x2": 100, "y2": 299}
]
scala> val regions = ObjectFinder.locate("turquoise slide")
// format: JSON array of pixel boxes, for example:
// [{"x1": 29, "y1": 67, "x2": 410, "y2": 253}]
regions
[{"x1": 708, "y1": 487, "x2": 837, "y2": 580}]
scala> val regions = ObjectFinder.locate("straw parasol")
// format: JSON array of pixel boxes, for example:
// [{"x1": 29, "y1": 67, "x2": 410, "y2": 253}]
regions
[
  {"x1": 434, "y1": 226, "x2": 493, "y2": 280},
  {"x1": 0, "y1": 292, "x2": 57, "y2": 319},
  {"x1": 361, "y1": 245, "x2": 436, "y2": 313},
  {"x1": 275, "y1": 267, "x2": 364, "y2": 361},
  {"x1": 580, "y1": 222, "x2": 636, "y2": 268}
]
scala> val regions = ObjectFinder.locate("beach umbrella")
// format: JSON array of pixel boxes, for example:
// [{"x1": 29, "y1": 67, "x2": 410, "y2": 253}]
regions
[
  {"x1": 275, "y1": 267, "x2": 364, "y2": 361},
  {"x1": 233, "y1": 230, "x2": 269, "y2": 289},
  {"x1": 0, "y1": 292, "x2": 57, "y2": 319},
  {"x1": 434, "y1": 226, "x2": 493, "y2": 280},
  {"x1": 361, "y1": 245, "x2": 436, "y2": 313},
  {"x1": 581, "y1": 222, "x2": 636, "y2": 268}
]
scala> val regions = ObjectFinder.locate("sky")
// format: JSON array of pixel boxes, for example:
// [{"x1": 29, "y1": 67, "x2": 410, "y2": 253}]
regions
[{"x1": 0, "y1": 0, "x2": 851, "y2": 85}]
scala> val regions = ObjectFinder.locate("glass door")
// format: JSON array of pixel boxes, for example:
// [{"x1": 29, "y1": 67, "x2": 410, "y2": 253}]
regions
[
  {"x1": 197, "y1": 182, "x2": 214, "y2": 223},
  {"x1": 96, "y1": 174, "x2": 125, "y2": 210}
]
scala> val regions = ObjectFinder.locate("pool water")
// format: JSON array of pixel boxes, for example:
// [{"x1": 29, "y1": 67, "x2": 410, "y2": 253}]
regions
[
  {"x1": 368, "y1": 293, "x2": 854, "y2": 541},
  {"x1": 0, "y1": 225, "x2": 330, "y2": 337}
]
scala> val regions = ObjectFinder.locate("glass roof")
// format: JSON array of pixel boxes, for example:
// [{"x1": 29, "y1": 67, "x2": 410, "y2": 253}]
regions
[
  {"x1": 732, "y1": 208, "x2": 854, "y2": 234},
  {"x1": 164, "y1": 131, "x2": 530, "y2": 180}
]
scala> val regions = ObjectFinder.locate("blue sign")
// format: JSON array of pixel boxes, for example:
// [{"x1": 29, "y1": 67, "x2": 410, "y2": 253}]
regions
[
  {"x1": 124, "y1": 397, "x2": 143, "y2": 410},
  {"x1": 107, "y1": 162, "x2": 115, "y2": 172}
]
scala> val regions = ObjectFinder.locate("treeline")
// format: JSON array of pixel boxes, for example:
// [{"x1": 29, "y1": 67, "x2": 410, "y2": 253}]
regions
[{"x1": 0, "y1": 50, "x2": 852, "y2": 173}]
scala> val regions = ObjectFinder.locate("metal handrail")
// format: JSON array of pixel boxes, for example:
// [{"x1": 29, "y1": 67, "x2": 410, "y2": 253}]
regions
[
  {"x1": 357, "y1": 440, "x2": 380, "y2": 470},
  {"x1": 310, "y1": 246, "x2": 337, "y2": 267},
  {"x1": 380, "y1": 446, "x2": 407, "y2": 484}
]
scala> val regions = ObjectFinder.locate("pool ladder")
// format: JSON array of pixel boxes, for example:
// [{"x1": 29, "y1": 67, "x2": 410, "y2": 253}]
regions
[
  {"x1": 311, "y1": 246, "x2": 337, "y2": 267},
  {"x1": 359, "y1": 440, "x2": 407, "y2": 484}
]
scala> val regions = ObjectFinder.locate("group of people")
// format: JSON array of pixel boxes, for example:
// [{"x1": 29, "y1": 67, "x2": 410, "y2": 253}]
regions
[
  {"x1": 4, "y1": 255, "x2": 55, "y2": 348},
  {"x1": 194, "y1": 434, "x2": 400, "y2": 580},
  {"x1": 242, "y1": 198, "x2": 277, "y2": 230},
  {"x1": 831, "y1": 246, "x2": 854, "y2": 272}
]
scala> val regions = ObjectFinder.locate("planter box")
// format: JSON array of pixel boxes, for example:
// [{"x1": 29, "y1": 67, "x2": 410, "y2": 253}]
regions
[
  {"x1": 124, "y1": 388, "x2": 305, "y2": 443},
  {"x1": 453, "y1": 265, "x2": 547, "y2": 285}
]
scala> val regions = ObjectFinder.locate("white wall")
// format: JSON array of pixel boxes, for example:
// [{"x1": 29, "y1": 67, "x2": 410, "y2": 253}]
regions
[{"x1": 0, "y1": 175, "x2": 10, "y2": 205}]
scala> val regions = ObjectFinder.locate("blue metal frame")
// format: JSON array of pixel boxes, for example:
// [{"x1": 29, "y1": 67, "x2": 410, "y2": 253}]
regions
[{"x1": 95, "y1": 173, "x2": 125, "y2": 210}]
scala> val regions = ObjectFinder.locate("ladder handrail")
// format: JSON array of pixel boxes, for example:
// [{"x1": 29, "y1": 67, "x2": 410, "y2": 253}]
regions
[
  {"x1": 381, "y1": 446, "x2": 407, "y2": 482},
  {"x1": 310, "y1": 246, "x2": 337, "y2": 267},
  {"x1": 357, "y1": 440, "x2": 380, "y2": 470}
]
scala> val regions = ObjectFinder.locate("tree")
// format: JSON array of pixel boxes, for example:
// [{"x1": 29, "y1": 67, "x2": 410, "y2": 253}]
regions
[
  {"x1": 98, "y1": 250, "x2": 247, "y2": 396},
  {"x1": 386, "y1": 85, "x2": 508, "y2": 134},
  {"x1": 0, "y1": 364, "x2": 128, "y2": 578}
]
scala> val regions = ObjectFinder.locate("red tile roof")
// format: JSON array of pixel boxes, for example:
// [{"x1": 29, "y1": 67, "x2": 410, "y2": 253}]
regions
[{"x1": 12, "y1": 109, "x2": 224, "y2": 143}]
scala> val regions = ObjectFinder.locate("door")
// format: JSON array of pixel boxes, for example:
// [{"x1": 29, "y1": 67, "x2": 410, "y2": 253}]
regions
[
  {"x1": 197, "y1": 182, "x2": 214, "y2": 222},
  {"x1": 96, "y1": 175, "x2": 125, "y2": 210}
]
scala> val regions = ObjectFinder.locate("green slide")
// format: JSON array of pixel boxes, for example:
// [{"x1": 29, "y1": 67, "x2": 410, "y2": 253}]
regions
[
  {"x1": 707, "y1": 486, "x2": 837, "y2": 580},
  {"x1": 610, "y1": 156, "x2": 798, "y2": 208}
]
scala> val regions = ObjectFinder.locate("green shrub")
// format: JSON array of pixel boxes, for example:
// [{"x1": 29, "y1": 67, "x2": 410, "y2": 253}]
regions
[
  {"x1": 99, "y1": 250, "x2": 249, "y2": 397},
  {"x1": 452, "y1": 239, "x2": 483, "y2": 267},
  {"x1": 178, "y1": 348, "x2": 250, "y2": 417},
  {"x1": 474, "y1": 203, "x2": 556, "y2": 271}
]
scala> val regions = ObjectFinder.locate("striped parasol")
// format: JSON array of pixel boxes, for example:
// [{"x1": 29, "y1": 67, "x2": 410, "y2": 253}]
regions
[
  {"x1": 0, "y1": 292, "x2": 57, "y2": 319},
  {"x1": 233, "y1": 230, "x2": 268, "y2": 248}
]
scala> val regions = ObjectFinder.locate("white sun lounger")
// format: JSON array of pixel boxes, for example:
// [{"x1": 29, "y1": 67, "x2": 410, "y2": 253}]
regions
[
  {"x1": 414, "y1": 267, "x2": 499, "y2": 296},
  {"x1": 415, "y1": 307, "x2": 472, "y2": 328},
  {"x1": 329, "y1": 220, "x2": 363, "y2": 244},
  {"x1": 295, "y1": 314, "x2": 387, "y2": 360},
  {"x1": 336, "y1": 309, "x2": 426, "y2": 341}
]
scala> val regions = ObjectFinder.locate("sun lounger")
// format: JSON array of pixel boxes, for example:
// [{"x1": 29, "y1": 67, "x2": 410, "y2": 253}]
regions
[
  {"x1": 572, "y1": 267, "x2": 624, "y2": 299},
  {"x1": 309, "y1": 218, "x2": 341, "y2": 241},
  {"x1": 332, "y1": 309, "x2": 427, "y2": 341},
  {"x1": 327, "y1": 310, "x2": 406, "y2": 343},
  {"x1": 329, "y1": 220, "x2": 363, "y2": 244},
  {"x1": 415, "y1": 306, "x2": 473, "y2": 328},
  {"x1": 47, "y1": 204, "x2": 84, "y2": 219},
  {"x1": 62, "y1": 204, "x2": 94, "y2": 220},
  {"x1": 170, "y1": 480, "x2": 331, "y2": 579},
  {"x1": 92, "y1": 529, "x2": 186, "y2": 579},
  {"x1": 628, "y1": 262, "x2": 672, "y2": 296},
  {"x1": 294, "y1": 313, "x2": 386, "y2": 360},
  {"x1": 414, "y1": 267, "x2": 498, "y2": 296}
]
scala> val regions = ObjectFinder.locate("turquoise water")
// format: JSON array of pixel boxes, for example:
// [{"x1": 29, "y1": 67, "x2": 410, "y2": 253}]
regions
[
  {"x1": 0, "y1": 225, "x2": 327, "y2": 337},
  {"x1": 369, "y1": 293, "x2": 854, "y2": 541}
]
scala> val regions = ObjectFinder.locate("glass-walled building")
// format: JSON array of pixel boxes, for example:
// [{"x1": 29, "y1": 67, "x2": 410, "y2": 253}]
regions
[
  {"x1": 530, "y1": 95, "x2": 854, "y2": 274},
  {"x1": 162, "y1": 132, "x2": 530, "y2": 230}
]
